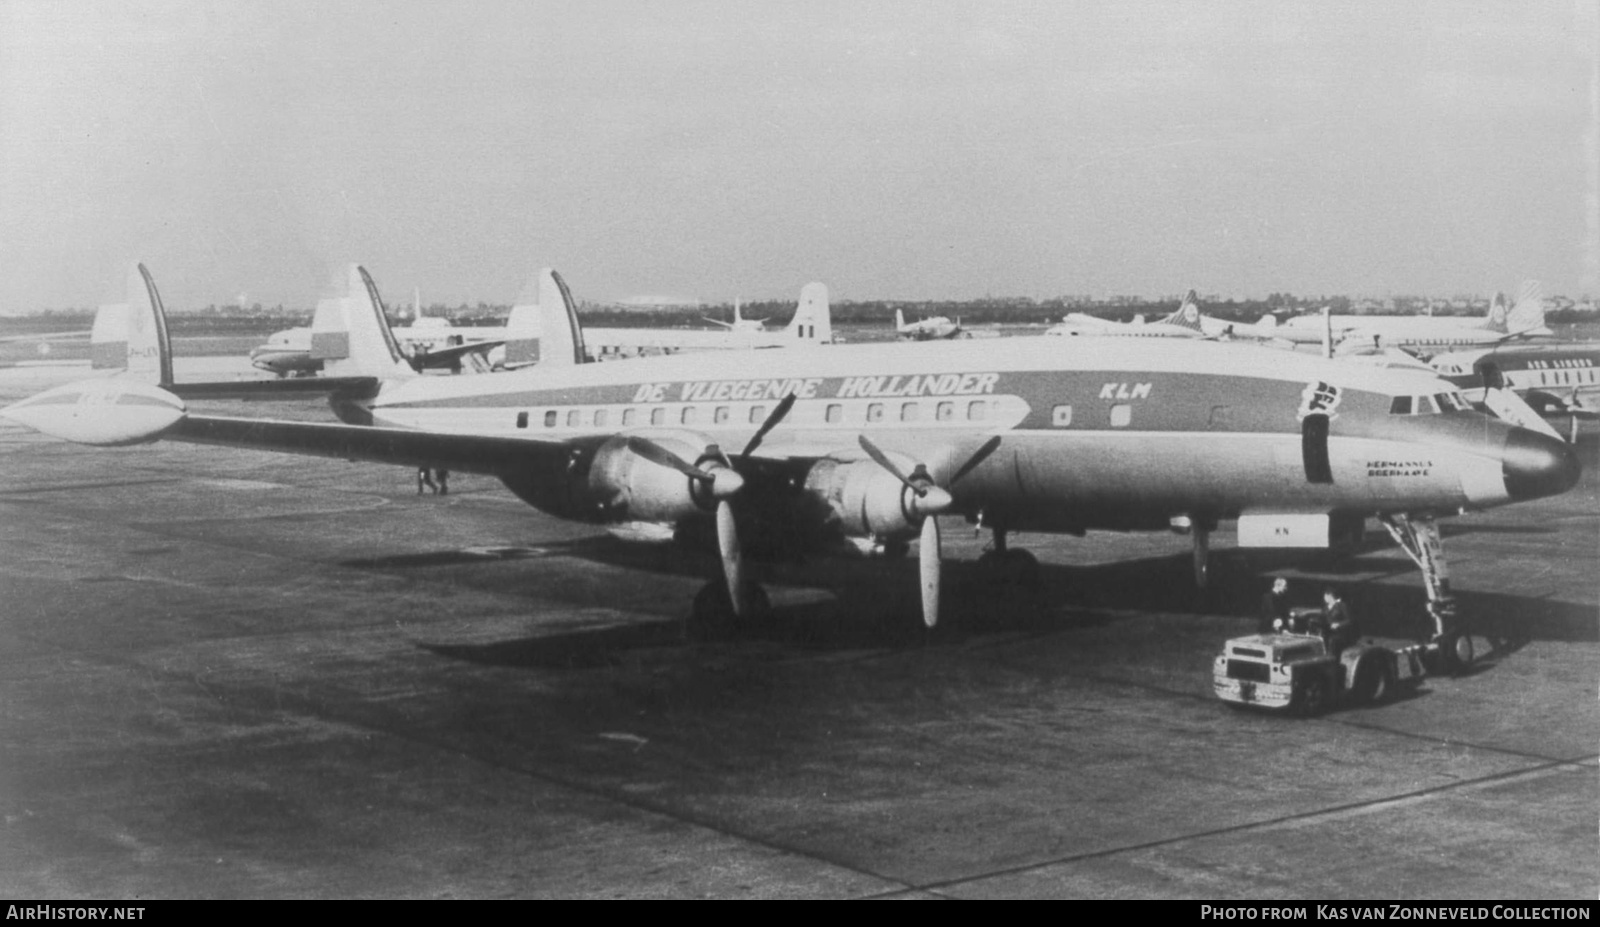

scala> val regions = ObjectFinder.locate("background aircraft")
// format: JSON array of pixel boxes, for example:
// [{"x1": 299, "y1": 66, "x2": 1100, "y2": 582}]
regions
[
  {"x1": 1278, "y1": 282, "x2": 1551, "y2": 358},
  {"x1": 895, "y1": 309, "x2": 962, "y2": 340},
  {"x1": 2, "y1": 263, "x2": 1579, "y2": 676},
  {"x1": 1046, "y1": 290, "x2": 1208, "y2": 339}
]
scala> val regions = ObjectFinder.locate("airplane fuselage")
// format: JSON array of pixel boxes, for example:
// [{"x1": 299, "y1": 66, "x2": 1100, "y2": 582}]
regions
[{"x1": 354, "y1": 337, "x2": 1571, "y2": 536}]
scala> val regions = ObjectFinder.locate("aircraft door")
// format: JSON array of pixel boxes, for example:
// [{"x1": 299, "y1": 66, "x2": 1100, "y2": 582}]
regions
[{"x1": 1301, "y1": 413, "x2": 1333, "y2": 484}]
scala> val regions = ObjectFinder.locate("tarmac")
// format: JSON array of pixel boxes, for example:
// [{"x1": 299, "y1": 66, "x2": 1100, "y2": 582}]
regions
[{"x1": 0, "y1": 359, "x2": 1594, "y2": 899}]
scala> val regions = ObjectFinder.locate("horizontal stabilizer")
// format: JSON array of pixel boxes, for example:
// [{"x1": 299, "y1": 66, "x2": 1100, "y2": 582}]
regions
[{"x1": 1, "y1": 379, "x2": 185, "y2": 445}]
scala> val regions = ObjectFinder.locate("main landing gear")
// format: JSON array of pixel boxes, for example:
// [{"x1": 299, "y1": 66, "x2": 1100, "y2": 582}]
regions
[
  {"x1": 688, "y1": 576, "x2": 771, "y2": 641},
  {"x1": 976, "y1": 528, "x2": 1040, "y2": 590},
  {"x1": 1379, "y1": 513, "x2": 1474, "y2": 674}
]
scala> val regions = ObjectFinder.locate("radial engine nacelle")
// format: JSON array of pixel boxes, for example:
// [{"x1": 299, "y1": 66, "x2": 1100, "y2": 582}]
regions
[
  {"x1": 0, "y1": 379, "x2": 187, "y2": 446},
  {"x1": 587, "y1": 431, "x2": 726, "y2": 523},
  {"x1": 802, "y1": 455, "x2": 949, "y2": 539}
]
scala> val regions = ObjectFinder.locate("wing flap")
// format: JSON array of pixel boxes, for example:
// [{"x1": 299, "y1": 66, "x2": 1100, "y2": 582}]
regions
[{"x1": 169, "y1": 415, "x2": 571, "y2": 475}]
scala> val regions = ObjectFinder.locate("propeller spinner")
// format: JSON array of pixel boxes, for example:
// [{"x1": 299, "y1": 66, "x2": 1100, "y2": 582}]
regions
[{"x1": 856, "y1": 434, "x2": 1000, "y2": 628}]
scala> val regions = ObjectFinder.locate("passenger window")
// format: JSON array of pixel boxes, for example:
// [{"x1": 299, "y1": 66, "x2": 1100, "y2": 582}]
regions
[
  {"x1": 1110, "y1": 404, "x2": 1132, "y2": 427},
  {"x1": 544, "y1": 410, "x2": 557, "y2": 428},
  {"x1": 936, "y1": 401, "x2": 954, "y2": 422},
  {"x1": 516, "y1": 411, "x2": 529, "y2": 429},
  {"x1": 594, "y1": 409, "x2": 609, "y2": 427},
  {"x1": 1389, "y1": 396, "x2": 1412, "y2": 415},
  {"x1": 1209, "y1": 405, "x2": 1232, "y2": 428},
  {"x1": 1051, "y1": 405, "x2": 1072, "y2": 426},
  {"x1": 967, "y1": 400, "x2": 987, "y2": 421},
  {"x1": 650, "y1": 407, "x2": 666, "y2": 426},
  {"x1": 714, "y1": 406, "x2": 730, "y2": 424},
  {"x1": 681, "y1": 406, "x2": 698, "y2": 425},
  {"x1": 825, "y1": 403, "x2": 843, "y2": 424},
  {"x1": 867, "y1": 402, "x2": 884, "y2": 423},
  {"x1": 566, "y1": 409, "x2": 581, "y2": 427},
  {"x1": 901, "y1": 402, "x2": 921, "y2": 422},
  {"x1": 621, "y1": 408, "x2": 636, "y2": 426},
  {"x1": 749, "y1": 405, "x2": 765, "y2": 424}
]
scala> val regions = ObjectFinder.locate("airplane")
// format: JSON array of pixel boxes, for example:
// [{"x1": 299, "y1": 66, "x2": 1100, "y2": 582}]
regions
[
  {"x1": 1046, "y1": 291, "x2": 1208, "y2": 339},
  {"x1": 1278, "y1": 282, "x2": 1551, "y2": 357},
  {"x1": 895, "y1": 309, "x2": 962, "y2": 341},
  {"x1": 1430, "y1": 340, "x2": 1600, "y2": 440},
  {"x1": 521, "y1": 281, "x2": 833, "y2": 361},
  {"x1": 701, "y1": 299, "x2": 768, "y2": 333},
  {"x1": 2, "y1": 263, "x2": 1580, "y2": 674}
]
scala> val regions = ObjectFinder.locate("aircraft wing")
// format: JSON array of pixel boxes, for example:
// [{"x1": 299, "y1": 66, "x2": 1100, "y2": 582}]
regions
[
  {"x1": 169, "y1": 415, "x2": 573, "y2": 475},
  {"x1": 0, "y1": 330, "x2": 93, "y2": 343},
  {"x1": 410, "y1": 339, "x2": 507, "y2": 369}
]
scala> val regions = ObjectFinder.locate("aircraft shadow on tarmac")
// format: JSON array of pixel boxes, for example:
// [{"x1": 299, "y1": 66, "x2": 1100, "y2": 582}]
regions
[{"x1": 399, "y1": 537, "x2": 1594, "y2": 671}]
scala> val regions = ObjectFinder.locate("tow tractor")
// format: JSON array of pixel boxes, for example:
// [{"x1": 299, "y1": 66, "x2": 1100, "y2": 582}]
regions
[{"x1": 1213, "y1": 609, "x2": 1430, "y2": 715}]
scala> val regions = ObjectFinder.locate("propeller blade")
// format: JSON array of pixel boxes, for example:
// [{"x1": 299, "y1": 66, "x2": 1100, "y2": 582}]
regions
[
  {"x1": 716, "y1": 499, "x2": 746, "y2": 617},
  {"x1": 740, "y1": 392, "x2": 797, "y2": 460},
  {"x1": 947, "y1": 436, "x2": 1002, "y2": 486},
  {"x1": 919, "y1": 514, "x2": 942, "y2": 628},
  {"x1": 857, "y1": 434, "x2": 923, "y2": 495},
  {"x1": 626, "y1": 437, "x2": 715, "y2": 482}
]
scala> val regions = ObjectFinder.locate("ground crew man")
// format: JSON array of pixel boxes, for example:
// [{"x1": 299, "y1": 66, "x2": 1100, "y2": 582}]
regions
[
  {"x1": 1259, "y1": 577, "x2": 1292, "y2": 633},
  {"x1": 417, "y1": 466, "x2": 437, "y2": 494},
  {"x1": 1322, "y1": 587, "x2": 1358, "y2": 655}
]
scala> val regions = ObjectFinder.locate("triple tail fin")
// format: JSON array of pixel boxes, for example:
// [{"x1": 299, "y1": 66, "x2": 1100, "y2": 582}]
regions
[
  {"x1": 310, "y1": 265, "x2": 415, "y2": 379},
  {"x1": 89, "y1": 262, "x2": 174, "y2": 385},
  {"x1": 785, "y1": 282, "x2": 832, "y2": 344},
  {"x1": 1160, "y1": 289, "x2": 1206, "y2": 334},
  {"x1": 503, "y1": 268, "x2": 587, "y2": 367}
]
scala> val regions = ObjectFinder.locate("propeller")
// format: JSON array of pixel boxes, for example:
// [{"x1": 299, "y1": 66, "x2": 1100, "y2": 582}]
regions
[
  {"x1": 856, "y1": 434, "x2": 1002, "y2": 628},
  {"x1": 624, "y1": 394, "x2": 798, "y2": 618}
]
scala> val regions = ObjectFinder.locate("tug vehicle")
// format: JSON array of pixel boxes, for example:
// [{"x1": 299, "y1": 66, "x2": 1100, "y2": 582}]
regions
[{"x1": 1213, "y1": 611, "x2": 1429, "y2": 715}]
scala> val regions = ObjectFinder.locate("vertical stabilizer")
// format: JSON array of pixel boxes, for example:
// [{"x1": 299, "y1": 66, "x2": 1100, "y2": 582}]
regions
[
  {"x1": 1506, "y1": 280, "x2": 1547, "y2": 334},
  {"x1": 1161, "y1": 289, "x2": 1206, "y2": 334},
  {"x1": 502, "y1": 268, "x2": 585, "y2": 368},
  {"x1": 536, "y1": 269, "x2": 587, "y2": 366},
  {"x1": 90, "y1": 262, "x2": 173, "y2": 384},
  {"x1": 895, "y1": 308, "x2": 906, "y2": 332},
  {"x1": 311, "y1": 265, "x2": 414, "y2": 378},
  {"x1": 786, "y1": 282, "x2": 832, "y2": 344},
  {"x1": 1483, "y1": 292, "x2": 1510, "y2": 332}
]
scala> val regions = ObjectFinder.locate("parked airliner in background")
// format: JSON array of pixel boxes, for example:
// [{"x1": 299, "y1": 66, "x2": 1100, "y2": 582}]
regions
[
  {"x1": 251, "y1": 277, "x2": 833, "y2": 375},
  {"x1": 1047, "y1": 291, "x2": 1209, "y2": 339},
  {"x1": 1279, "y1": 282, "x2": 1551, "y2": 357},
  {"x1": 2, "y1": 264, "x2": 1578, "y2": 675},
  {"x1": 895, "y1": 309, "x2": 962, "y2": 341}
]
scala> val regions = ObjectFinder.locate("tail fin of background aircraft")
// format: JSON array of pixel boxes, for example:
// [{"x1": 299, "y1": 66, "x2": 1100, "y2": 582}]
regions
[
  {"x1": 1161, "y1": 289, "x2": 1207, "y2": 334},
  {"x1": 1505, "y1": 280, "x2": 1548, "y2": 335},
  {"x1": 785, "y1": 282, "x2": 832, "y2": 344},
  {"x1": 310, "y1": 265, "x2": 415, "y2": 379},
  {"x1": 1482, "y1": 292, "x2": 1510, "y2": 332},
  {"x1": 503, "y1": 268, "x2": 586, "y2": 367},
  {"x1": 895, "y1": 308, "x2": 906, "y2": 332},
  {"x1": 89, "y1": 262, "x2": 174, "y2": 385}
]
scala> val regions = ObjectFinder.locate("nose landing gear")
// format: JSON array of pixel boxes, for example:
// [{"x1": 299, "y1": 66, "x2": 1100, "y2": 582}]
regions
[{"x1": 1379, "y1": 513, "x2": 1474, "y2": 674}]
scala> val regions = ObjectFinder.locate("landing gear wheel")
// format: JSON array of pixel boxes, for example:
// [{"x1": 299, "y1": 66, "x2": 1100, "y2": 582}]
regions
[
  {"x1": 688, "y1": 579, "x2": 769, "y2": 641},
  {"x1": 978, "y1": 548, "x2": 1039, "y2": 589},
  {"x1": 1294, "y1": 675, "x2": 1331, "y2": 717},
  {"x1": 1437, "y1": 632, "x2": 1474, "y2": 675}
]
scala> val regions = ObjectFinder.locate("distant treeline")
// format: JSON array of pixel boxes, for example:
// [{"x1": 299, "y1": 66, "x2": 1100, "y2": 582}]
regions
[{"x1": 5, "y1": 295, "x2": 1597, "y2": 336}]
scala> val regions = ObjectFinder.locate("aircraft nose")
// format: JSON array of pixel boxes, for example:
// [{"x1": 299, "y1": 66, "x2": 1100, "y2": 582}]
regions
[{"x1": 1502, "y1": 428, "x2": 1581, "y2": 501}]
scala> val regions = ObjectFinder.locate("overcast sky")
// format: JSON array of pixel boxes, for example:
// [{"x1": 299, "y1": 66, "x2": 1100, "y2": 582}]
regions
[{"x1": 0, "y1": 0, "x2": 1595, "y2": 312}]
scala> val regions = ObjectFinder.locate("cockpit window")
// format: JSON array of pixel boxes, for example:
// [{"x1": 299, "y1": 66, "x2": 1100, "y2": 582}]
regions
[
  {"x1": 1391, "y1": 393, "x2": 1466, "y2": 415},
  {"x1": 1416, "y1": 395, "x2": 1438, "y2": 414},
  {"x1": 1390, "y1": 396, "x2": 1412, "y2": 415},
  {"x1": 1436, "y1": 392, "x2": 1465, "y2": 411}
]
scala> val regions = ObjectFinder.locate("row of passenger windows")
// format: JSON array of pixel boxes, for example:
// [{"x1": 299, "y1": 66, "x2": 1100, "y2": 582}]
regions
[
  {"x1": 1517, "y1": 368, "x2": 1597, "y2": 387},
  {"x1": 515, "y1": 400, "x2": 997, "y2": 430}
]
